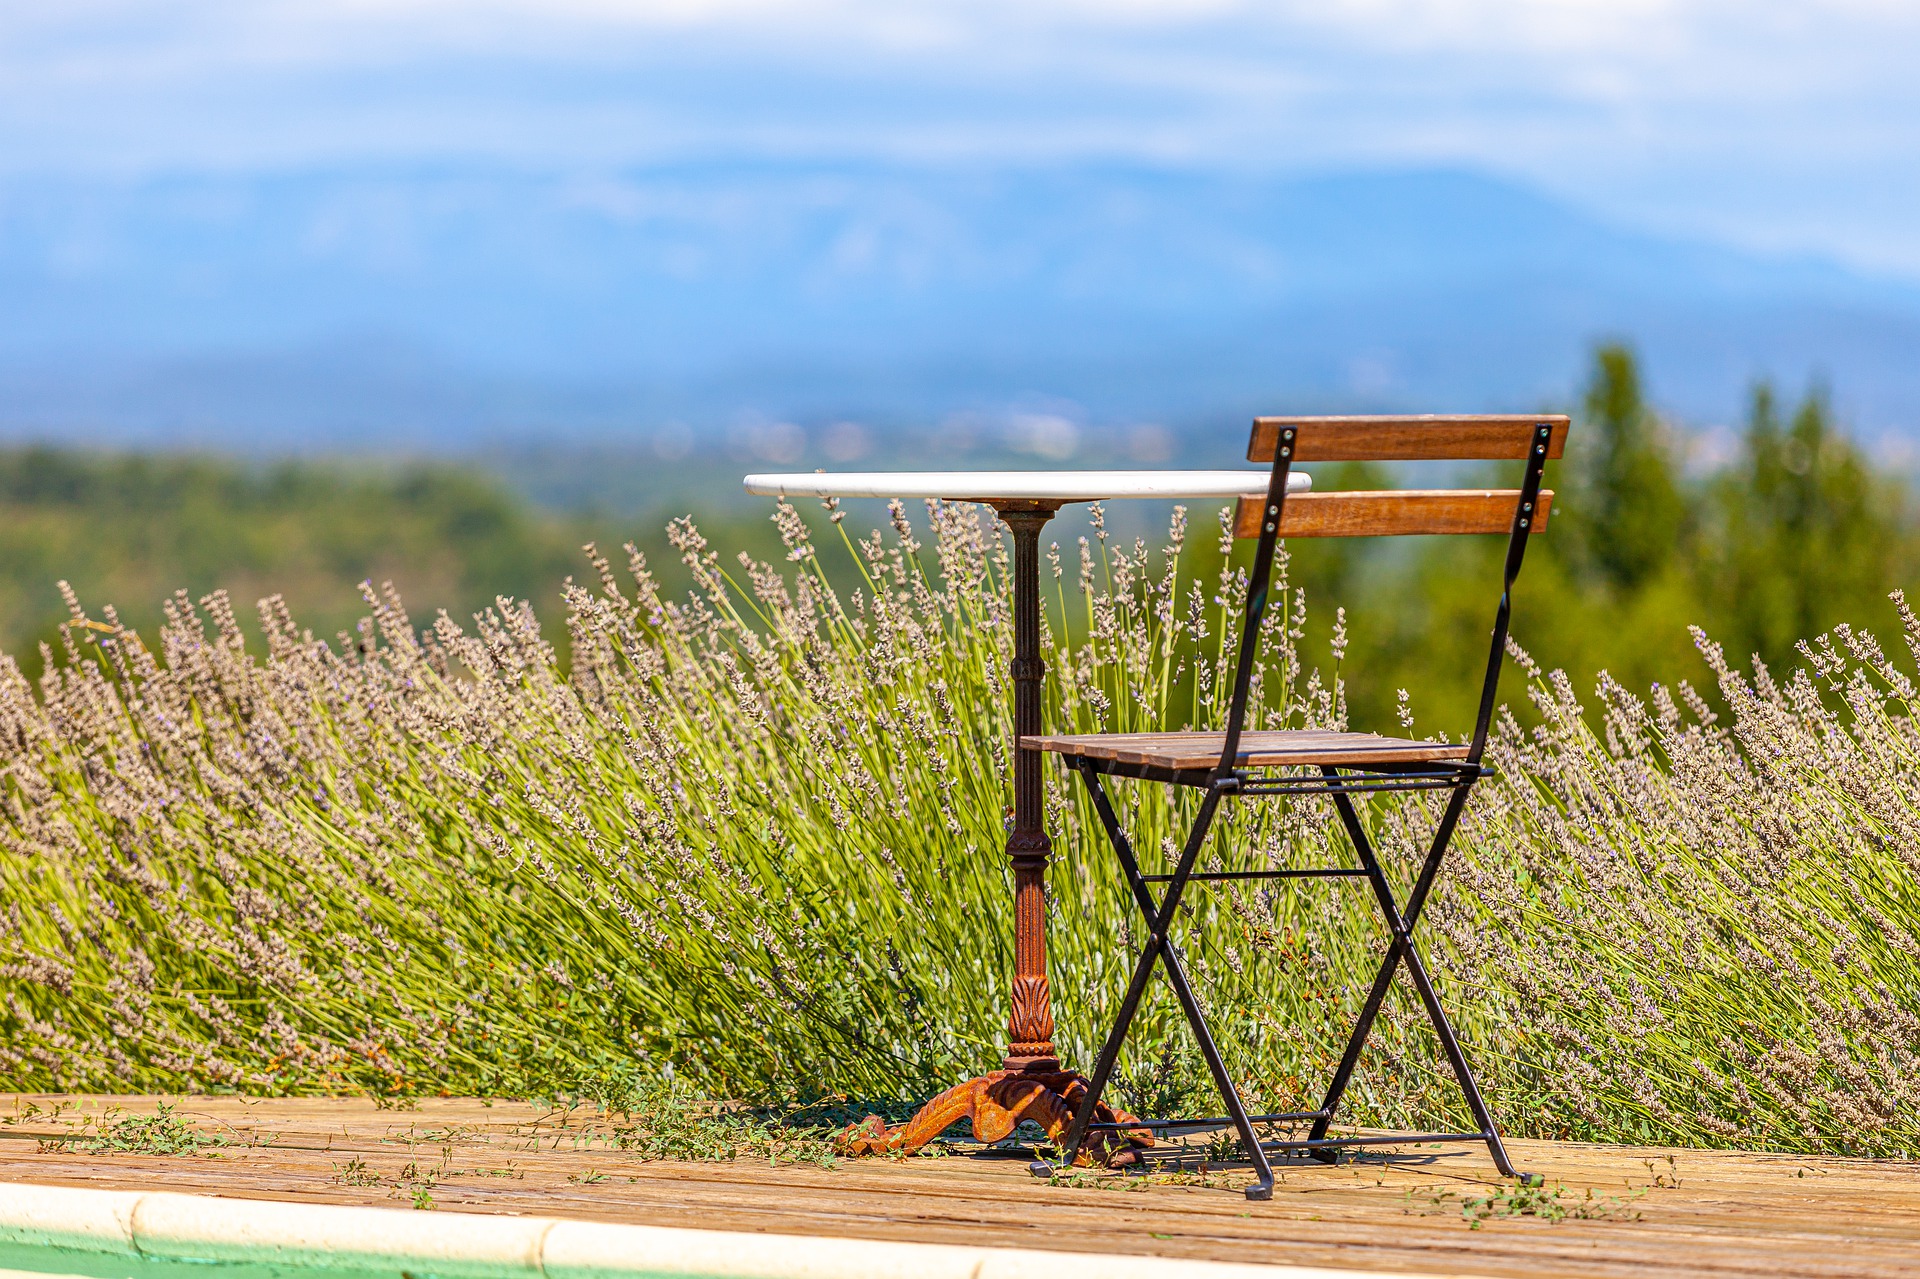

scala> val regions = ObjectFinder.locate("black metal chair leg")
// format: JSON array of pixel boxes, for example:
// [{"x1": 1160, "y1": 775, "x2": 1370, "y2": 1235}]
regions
[
  {"x1": 1079, "y1": 762, "x2": 1162, "y2": 933},
  {"x1": 1053, "y1": 766, "x2": 1160, "y2": 1169},
  {"x1": 1392, "y1": 927, "x2": 1523, "y2": 1179},
  {"x1": 1077, "y1": 764, "x2": 1273, "y2": 1196},
  {"x1": 1157, "y1": 939, "x2": 1276, "y2": 1199},
  {"x1": 1060, "y1": 785, "x2": 1224, "y2": 1166},
  {"x1": 1307, "y1": 940, "x2": 1401, "y2": 1158},
  {"x1": 1058, "y1": 903, "x2": 1170, "y2": 1165},
  {"x1": 1315, "y1": 783, "x2": 1529, "y2": 1180},
  {"x1": 1309, "y1": 776, "x2": 1427, "y2": 1155}
]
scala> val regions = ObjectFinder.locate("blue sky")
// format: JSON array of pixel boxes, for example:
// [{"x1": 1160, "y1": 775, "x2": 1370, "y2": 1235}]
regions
[{"x1": 4, "y1": 0, "x2": 1918, "y2": 275}]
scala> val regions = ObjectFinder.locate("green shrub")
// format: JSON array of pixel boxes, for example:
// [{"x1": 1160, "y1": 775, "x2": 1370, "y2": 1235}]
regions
[{"x1": 0, "y1": 499, "x2": 1915, "y2": 1156}]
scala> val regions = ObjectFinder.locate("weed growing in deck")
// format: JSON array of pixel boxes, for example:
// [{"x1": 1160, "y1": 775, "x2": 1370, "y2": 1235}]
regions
[
  {"x1": 332, "y1": 1156, "x2": 378, "y2": 1186},
  {"x1": 73, "y1": 1103, "x2": 224, "y2": 1156},
  {"x1": 1406, "y1": 1178, "x2": 1647, "y2": 1228},
  {"x1": 589, "y1": 1082, "x2": 842, "y2": 1167}
]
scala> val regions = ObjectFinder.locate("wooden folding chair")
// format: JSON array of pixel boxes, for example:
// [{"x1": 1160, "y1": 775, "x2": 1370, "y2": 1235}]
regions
[{"x1": 1026, "y1": 415, "x2": 1567, "y2": 1200}]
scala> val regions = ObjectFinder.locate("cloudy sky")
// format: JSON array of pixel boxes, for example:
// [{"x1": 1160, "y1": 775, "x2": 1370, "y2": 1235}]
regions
[{"x1": 3, "y1": 1, "x2": 1917, "y2": 274}]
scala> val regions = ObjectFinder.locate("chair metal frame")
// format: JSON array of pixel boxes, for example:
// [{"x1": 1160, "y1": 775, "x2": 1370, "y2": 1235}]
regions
[{"x1": 1048, "y1": 419, "x2": 1556, "y2": 1201}]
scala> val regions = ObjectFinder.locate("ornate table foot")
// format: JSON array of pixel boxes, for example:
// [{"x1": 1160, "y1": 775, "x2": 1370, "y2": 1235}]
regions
[{"x1": 836, "y1": 1066, "x2": 1154, "y2": 1167}]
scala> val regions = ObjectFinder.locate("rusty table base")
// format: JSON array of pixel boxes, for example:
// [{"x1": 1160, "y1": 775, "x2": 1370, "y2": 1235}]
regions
[{"x1": 837, "y1": 1064, "x2": 1152, "y2": 1168}]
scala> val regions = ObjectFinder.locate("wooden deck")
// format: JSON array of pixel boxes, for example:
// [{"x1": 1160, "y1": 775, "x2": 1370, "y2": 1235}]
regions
[{"x1": 2, "y1": 1095, "x2": 1916, "y2": 1278}]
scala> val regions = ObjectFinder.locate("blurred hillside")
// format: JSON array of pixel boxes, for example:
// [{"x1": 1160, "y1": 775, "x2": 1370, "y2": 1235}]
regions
[{"x1": 5, "y1": 166, "x2": 1920, "y2": 462}]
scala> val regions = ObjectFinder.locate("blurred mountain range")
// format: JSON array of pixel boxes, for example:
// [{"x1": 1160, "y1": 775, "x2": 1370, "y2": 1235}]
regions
[{"x1": 4, "y1": 163, "x2": 1918, "y2": 484}]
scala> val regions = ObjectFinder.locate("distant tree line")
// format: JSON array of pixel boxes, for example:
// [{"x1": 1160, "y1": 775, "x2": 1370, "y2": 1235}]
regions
[
  {"x1": 0, "y1": 452, "x2": 583, "y2": 673},
  {"x1": 1, "y1": 345, "x2": 1912, "y2": 730},
  {"x1": 1299, "y1": 343, "x2": 1916, "y2": 730}
]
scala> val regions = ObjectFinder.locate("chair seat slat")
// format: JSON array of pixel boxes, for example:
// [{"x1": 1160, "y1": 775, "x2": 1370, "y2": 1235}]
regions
[{"x1": 1022, "y1": 729, "x2": 1470, "y2": 771}]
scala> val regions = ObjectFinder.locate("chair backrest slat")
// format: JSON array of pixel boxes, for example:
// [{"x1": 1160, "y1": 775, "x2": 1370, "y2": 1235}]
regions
[
  {"x1": 1232, "y1": 489, "x2": 1554, "y2": 540},
  {"x1": 1248, "y1": 415, "x2": 1569, "y2": 463},
  {"x1": 1213, "y1": 415, "x2": 1561, "y2": 779}
]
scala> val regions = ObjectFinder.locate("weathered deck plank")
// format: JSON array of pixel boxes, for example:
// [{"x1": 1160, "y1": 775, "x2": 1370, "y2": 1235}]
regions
[{"x1": 1, "y1": 1096, "x2": 1914, "y2": 1278}]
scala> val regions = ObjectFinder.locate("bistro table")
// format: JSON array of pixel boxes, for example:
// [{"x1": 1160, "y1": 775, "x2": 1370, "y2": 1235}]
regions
[{"x1": 740, "y1": 469, "x2": 1313, "y2": 1159}]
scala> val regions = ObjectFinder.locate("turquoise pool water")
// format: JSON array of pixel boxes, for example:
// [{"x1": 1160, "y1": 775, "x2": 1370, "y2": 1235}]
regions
[{"x1": 0, "y1": 1243, "x2": 399, "y2": 1279}]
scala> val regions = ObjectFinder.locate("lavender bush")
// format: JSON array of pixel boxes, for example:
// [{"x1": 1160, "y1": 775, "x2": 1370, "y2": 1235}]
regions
[{"x1": 1, "y1": 500, "x2": 1914, "y2": 1157}]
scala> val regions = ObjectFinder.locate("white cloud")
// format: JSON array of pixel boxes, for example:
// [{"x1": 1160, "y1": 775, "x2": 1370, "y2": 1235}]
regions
[{"x1": 1, "y1": 1, "x2": 1918, "y2": 269}]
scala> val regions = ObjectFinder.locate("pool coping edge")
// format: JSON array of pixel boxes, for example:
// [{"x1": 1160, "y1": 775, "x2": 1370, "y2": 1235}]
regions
[{"x1": 0, "y1": 1179, "x2": 1480, "y2": 1279}]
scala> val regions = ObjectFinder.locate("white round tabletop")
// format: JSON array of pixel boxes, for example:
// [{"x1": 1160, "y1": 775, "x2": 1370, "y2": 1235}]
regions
[{"x1": 741, "y1": 469, "x2": 1311, "y2": 502}]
